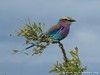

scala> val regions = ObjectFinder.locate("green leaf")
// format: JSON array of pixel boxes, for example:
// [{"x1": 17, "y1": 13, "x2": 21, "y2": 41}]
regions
[
  {"x1": 75, "y1": 47, "x2": 78, "y2": 53},
  {"x1": 26, "y1": 40, "x2": 30, "y2": 44},
  {"x1": 49, "y1": 68, "x2": 57, "y2": 73}
]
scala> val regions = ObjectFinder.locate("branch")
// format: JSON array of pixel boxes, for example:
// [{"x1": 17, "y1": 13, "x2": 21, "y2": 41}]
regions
[
  {"x1": 58, "y1": 41, "x2": 70, "y2": 75},
  {"x1": 58, "y1": 41, "x2": 68, "y2": 63},
  {"x1": 53, "y1": 40, "x2": 68, "y2": 63}
]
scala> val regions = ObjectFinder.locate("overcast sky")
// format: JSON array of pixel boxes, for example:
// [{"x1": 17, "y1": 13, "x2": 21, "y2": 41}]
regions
[{"x1": 0, "y1": 0, "x2": 100, "y2": 75}]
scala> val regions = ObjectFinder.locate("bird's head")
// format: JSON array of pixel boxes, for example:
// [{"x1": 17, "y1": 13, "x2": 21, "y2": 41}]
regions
[{"x1": 59, "y1": 16, "x2": 76, "y2": 25}]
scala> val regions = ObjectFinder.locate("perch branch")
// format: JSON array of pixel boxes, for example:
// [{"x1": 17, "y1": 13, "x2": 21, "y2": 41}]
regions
[{"x1": 53, "y1": 40, "x2": 68, "y2": 63}]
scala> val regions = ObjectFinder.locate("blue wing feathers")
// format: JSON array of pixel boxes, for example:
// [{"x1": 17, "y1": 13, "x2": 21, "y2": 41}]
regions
[
  {"x1": 48, "y1": 26, "x2": 64, "y2": 40},
  {"x1": 48, "y1": 26, "x2": 64, "y2": 36}
]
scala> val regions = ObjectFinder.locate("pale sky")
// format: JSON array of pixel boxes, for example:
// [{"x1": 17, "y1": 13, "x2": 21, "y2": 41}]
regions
[{"x1": 0, "y1": 0, "x2": 100, "y2": 75}]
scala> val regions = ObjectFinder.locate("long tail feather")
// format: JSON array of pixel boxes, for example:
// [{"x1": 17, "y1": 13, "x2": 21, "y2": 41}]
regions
[
  {"x1": 13, "y1": 44, "x2": 34, "y2": 54},
  {"x1": 20, "y1": 41, "x2": 40, "y2": 51},
  {"x1": 21, "y1": 44, "x2": 34, "y2": 51},
  {"x1": 25, "y1": 44, "x2": 34, "y2": 50}
]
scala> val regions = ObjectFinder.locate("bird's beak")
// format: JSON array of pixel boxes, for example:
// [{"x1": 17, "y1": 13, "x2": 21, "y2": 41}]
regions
[
  {"x1": 67, "y1": 19, "x2": 76, "y2": 22},
  {"x1": 71, "y1": 20, "x2": 76, "y2": 22}
]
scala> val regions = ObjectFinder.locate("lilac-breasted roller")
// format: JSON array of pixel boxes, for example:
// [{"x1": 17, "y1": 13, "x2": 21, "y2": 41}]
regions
[{"x1": 23, "y1": 16, "x2": 76, "y2": 50}]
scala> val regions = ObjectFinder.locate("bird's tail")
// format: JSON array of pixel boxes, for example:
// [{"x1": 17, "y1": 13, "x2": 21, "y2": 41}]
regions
[
  {"x1": 20, "y1": 41, "x2": 41, "y2": 51},
  {"x1": 25, "y1": 44, "x2": 34, "y2": 50},
  {"x1": 21, "y1": 44, "x2": 34, "y2": 51}
]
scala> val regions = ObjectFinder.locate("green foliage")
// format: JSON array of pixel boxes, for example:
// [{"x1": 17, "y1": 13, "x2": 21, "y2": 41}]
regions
[
  {"x1": 13, "y1": 22, "x2": 51, "y2": 55},
  {"x1": 17, "y1": 22, "x2": 45, "y2": 44},
  {"x1": 49, "y1": 47, "x2": 87, "y2": 75}
]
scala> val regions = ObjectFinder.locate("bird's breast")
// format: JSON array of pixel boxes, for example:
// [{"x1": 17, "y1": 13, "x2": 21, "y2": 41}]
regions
[{"x1": 61, "y1": 27, "x2": 70, "y2": 39}]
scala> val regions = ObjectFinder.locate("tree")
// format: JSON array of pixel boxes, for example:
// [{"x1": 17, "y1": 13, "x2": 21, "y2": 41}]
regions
[{"x1": 13, "y1": 22, "x2": 87, "y2": 75}]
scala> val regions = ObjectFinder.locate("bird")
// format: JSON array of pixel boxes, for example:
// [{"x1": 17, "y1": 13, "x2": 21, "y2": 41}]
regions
[{"x1": 22, "y1": 16, "x2": 76, "y2": 51}]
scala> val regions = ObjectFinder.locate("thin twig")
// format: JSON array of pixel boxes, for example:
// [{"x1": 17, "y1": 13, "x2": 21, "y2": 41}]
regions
[
  {"x1": 58, "y1": 41, "x2": 68, "y2": 63},
  {"x1": 53, "y1": 40, "x2": 68, "y2": 63}
]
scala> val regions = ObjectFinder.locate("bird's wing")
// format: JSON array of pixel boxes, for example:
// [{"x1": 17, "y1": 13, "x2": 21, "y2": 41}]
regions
[
  {"x1": 45, "y1": 24, "x2": 64, "y2": 40},
  {"x1": 45, "y1": 24, "x2": 60, "y2": 34},
  {"x1": 45, "y1": 24, "x2": 61, "y2": 35}
]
